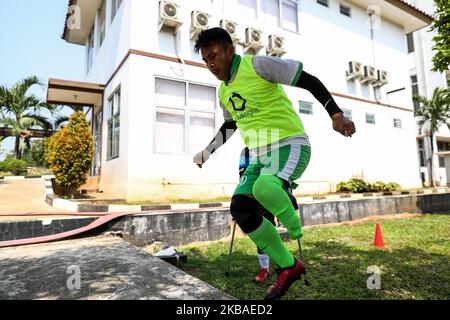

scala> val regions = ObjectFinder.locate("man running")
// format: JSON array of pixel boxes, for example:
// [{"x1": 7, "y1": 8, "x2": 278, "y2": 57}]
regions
[
  {"x1": 193, "y1": 28, "x2": 355, "y2": 300},
  {"x1": 239, "y1": 147, "x2": 299, "y2": 284}
]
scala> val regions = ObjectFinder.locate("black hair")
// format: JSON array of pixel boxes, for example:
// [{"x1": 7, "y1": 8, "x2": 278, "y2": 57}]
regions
[{"x1": 194, "y1": 27, "x2": 233, "y2": 53}]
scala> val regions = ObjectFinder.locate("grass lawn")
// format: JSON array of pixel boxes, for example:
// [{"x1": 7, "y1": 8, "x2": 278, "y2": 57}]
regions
[{"x1": 178, "y1": 214, "x2": 450, "y2": 300}]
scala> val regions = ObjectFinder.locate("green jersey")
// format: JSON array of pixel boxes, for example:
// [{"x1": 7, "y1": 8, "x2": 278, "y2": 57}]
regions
[{"x1": 219, "y1": 55, "x2": 306, "y2": 149}]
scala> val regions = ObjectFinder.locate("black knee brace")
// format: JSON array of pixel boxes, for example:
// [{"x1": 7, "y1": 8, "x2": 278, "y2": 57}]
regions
[
  {"x1": 286, "y1": 190, "x2": 299, "y2": 210},
  {"x1": 230, "y1": 194, "x2": 263, "y2": 234}
]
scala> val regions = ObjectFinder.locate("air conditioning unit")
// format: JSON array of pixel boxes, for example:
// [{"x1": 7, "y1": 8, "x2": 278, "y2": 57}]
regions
[
  {"x1": 346, "y1": 61, "x2": 362, "y2": 81},
  {"x1": 158, "y1": 0, "x2": 183, "y2": 32},
  {"x1": 360, "y1": 65, "x2": 376, "y2": 85},
  {"x1": 373, "y1": 69, "x2": 388, "y2": 87},
  {"x1": 244, "y1": 27, "x2": 264, "y2": 55},
  {"x1": 220, "y1": 19, "x2": 240, "y2": 45},
  {"x1": 266, "y1": 34, "x2": 286, "y2": 57},
  {"x1": 190, "y1": 10, "x2": 210, "y2": 40}
]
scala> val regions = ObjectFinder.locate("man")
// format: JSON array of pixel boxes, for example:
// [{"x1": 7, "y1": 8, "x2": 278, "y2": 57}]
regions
[
  {"x1": 239, "y1": 147, "x2": 299, "y2": 284},
  {"x1": 193, "y1": 28, "x2": 355, "y2": 300}
]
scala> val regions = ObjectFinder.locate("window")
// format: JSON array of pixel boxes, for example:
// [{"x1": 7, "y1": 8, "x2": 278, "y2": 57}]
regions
[
  {"x1": 154, "y1": 78, "x2": 216, "y2": 154},
  {"x1": 112, "y1": 0, "x2": 123, "y2": 22},
  {"x1": 98, "y1": 0, "x2": 106, "y2": 47},
  {"x1": 262, "y1": 0, "x2": 280, "y2": 27},
  {"x1": 342, "y1": 108, "x2": 352, "y2": 120},
  {"x1": 393, "y1": 118, "x2": 402, "y2": 129},
  {"x1": 87, "y1": 27, "x2": 94, "y2": 72},
  {"x1": 282, "y1": 0, "x2": 299, "y2": 32},
  {"x1": 299, "y1": 101, "x2": 313, "y2": 115},
  {"x1": 238, "y1": 0, "x2": 258, "y2": 19},
  {"x1": 410, "y1": 75, "x2": 419, "y2": 113},
  {"x1": 437, "y1": 141, "x2": 450, "y2": 168},
  {"x1": 107, "y1": 88, "x2": 121, "y2": 160},
  {"x1": 417, "y1": 139, "x2": 425, "y2": 167},
  {"x1": 406, "y1": 33, "x2": 415, "y2": 53},
  {"x1": 366, "y1": 113, "x2": 375, "y2": 124},
  {"x1": 317, "y1": 0, "x2": 329, "y2": 7},
  {"x1": 340, "y1": 3, "x2": 351, "y2": 17}
]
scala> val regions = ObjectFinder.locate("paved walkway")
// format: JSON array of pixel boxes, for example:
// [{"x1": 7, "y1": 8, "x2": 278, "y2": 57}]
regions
[
  {"x1": 0, "y1": 235, "x2": 234, "y2": 300},
  {"x1": 0, "y1": 178, "x2": 70, "y2": 220}
]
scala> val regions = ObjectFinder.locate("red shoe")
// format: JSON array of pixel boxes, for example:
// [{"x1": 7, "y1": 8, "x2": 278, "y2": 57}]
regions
[
  {"x1": 264, "y1": 258, "x2": 306, "y2": 300},
  {"x1": 254, "y1": 268, "x2": 271, "y2": 283}
]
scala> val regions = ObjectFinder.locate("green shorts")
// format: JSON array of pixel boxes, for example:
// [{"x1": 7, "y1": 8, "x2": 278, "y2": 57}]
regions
[{"x1": 234, "y1": 143, "x2": 311, "y2": 195}]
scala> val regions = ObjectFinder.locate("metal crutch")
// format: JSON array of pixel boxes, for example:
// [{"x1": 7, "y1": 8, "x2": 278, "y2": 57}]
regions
[
  {"x1": 225, "y1": 220, "x2": 237, "y2": 277},
  {"x1": 297, "y1": 238, "x2": 311, "y2": 286}
]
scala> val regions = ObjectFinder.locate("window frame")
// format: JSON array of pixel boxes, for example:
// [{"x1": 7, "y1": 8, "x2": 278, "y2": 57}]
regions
[
  {"x1": 342, "y1": 108, "x2": 353, "y2": 121},
  {"x1": 406, "y1": 32, "x2": 415, "y2": 53},
  {"x1": 410, "y1": 75, "x2": 420, "y2": 113},
  {"x1": 317, "y1": 0, "x2": 329, "y2": 8},
  {"x1": 153, "y1": 76, "x2": 218, "y2": 155},
  {"x1": 365, "y1": 113, "x2": 376, "y2": 125},
  {"x1": 281, "y1": 0, "x2": 300, "y2": 33},
  {"x1": 107, "y1": 86, "x2": 121, "y2": 161},
  {"x1": 339, "y1": 3, "x2": 352, "y2": 17},
  {"x1": 111, "y1": 0, "x2": 123, "y2": 23},
  {"x1": 86, "y1": 26, "x2": 95, "y2": 73},
  {"x1": 98, "y1": 0, "x2": 106, "y2": 48},
  {"x1": 417, "y1": 139, "x2": 425, "y2": 167},
  {"x1": 298, "y1": 100, "x2": 313, "y2": 115},
  {"x1": 393, "y1": 118, "x2": 402, "y2": 129}
]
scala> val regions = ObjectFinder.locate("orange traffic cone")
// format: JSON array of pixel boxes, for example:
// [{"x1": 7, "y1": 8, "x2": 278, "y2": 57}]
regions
[{"x1": 374, "y1": 223, "x2": 384, "y2": 248}]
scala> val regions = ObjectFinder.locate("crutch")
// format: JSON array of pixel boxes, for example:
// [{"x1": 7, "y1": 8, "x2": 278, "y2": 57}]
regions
[
  {"x1": 297, "y1": 238, "x2": 310, "y2": 286},
  {"x1": 225, "y1": 220, "x2": 237, "y2": 277}
]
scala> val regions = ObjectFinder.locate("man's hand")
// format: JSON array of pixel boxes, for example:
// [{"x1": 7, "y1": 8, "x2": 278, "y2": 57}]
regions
[
  {"x1": 193, "y1": 149, "x2": 211, "y2": 168},
  {"x1": 332, "y1": 112, "x2": 356, "y2": 137}
]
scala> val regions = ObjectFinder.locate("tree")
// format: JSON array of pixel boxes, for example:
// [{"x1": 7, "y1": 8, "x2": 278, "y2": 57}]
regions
[
  {"x1": 414, "y1": 87, "x2": 450, "y2": 186},
  {"x1": 21, "y1": 139, "x2": 47, "y2": 167},
  {"x1": 53, "y1": 105, "x2": 85, "y2": 129},
  {"x1": 0, "y1": 76, "x2": 56, "y2": 159},
  {"x1": 45, "y1": 111, "x2": 94, "y2": 198},
  {"x1": 431, "y1": 0, "x2": 450, "y2": 72}
]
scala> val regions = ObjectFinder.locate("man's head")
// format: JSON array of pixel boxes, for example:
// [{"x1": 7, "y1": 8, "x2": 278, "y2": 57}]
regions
[{"x1": 194, "y1": 27, "x2": 235, "y2": 81}]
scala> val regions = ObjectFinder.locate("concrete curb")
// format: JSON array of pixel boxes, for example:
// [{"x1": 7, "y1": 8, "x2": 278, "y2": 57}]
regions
[
  {"x1": 3, "y1": 193, "x2": 450, "y2": 247},
  {"x1": 44, "y1": 184, "x2": 450, "y2": 213}
]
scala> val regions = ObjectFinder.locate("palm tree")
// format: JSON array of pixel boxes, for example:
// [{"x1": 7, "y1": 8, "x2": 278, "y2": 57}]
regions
[
  {"x1": 413, "y1": 87, "x2": 450, "y2": 187},
  {"x1": 0, "y1": 76, "x2": 56, "y2": 159},
  {"x1": 53, "y1": 105, "x2": 85, "y2": 129}
]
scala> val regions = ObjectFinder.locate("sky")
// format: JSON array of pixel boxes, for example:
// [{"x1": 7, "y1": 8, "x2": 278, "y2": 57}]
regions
[{"x1": 0, "y1": 0, "x2": 85, "y2": 158}]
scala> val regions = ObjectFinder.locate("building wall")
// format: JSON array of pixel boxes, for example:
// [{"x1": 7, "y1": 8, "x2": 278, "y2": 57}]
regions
[
  {"x1": 98, "y1": 56, "x2": 131, "y2": 198},
  {"x1": 407, "y1": 0, "x2": 450, "y2": 186},
  {"x1": 84, "y1": 0, "x2": 132, "y2": 84},
  {"x1": 85, "y1": 0, "x2": 425, "y2": 200}
]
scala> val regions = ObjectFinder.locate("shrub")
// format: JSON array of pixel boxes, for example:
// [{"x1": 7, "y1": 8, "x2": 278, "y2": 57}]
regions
[
  {"x1": 336, "y1": 178, "x2": 370, "y2": 193},
  {"x1": 45, "y1": 112, "x2": 94, "y2": 198},
  {"x1": 337, "y1": 179, "x2": 401, "y2": 193},
  {"x1": 385, "y1": 182, "x2": 401, "y2": 191},
  {"x1": 0, "y1": 157, "x2": 28, "y2": 175}
]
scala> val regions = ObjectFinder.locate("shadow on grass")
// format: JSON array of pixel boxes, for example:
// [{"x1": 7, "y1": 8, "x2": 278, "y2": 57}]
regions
[{"x1": 179, "y1": 238, "x2": 450, "y2": 300}]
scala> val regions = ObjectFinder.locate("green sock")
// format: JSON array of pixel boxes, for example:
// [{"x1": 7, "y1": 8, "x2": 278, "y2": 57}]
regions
[
  {"x1": 248, "y1": 217, "x2": 295, "y2": 268},
  {"x1": 253, "y1": 174, "x2": 303, "y2": 239}
]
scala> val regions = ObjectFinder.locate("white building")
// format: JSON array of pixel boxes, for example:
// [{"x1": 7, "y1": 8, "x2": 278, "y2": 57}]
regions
[
  {"x1": 46, "y1": 0, "x2": 433, "y2": 201},
  {"x1": 404, "y1": 0, "x2": 450, "y2": 187}
]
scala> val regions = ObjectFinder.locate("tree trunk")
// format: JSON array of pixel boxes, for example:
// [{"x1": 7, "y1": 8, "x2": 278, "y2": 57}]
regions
[
  {"x1": 430, "y1": 132, "x2": 435, "y2": 187},
  {"x1": 14, "y1": 136, "x2": 20, "y2": 159}
]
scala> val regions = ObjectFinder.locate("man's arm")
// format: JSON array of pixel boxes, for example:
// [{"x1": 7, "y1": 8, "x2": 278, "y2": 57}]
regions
[
  {"x1": 193, "y1": 120, "x2": 237, "y2": 168},
  {"x1": 295, "y1": 71, "x2": 355, "y2": 137},
  {"x1": 253, "y1": 56, "x2": 356, "y2": 137}
]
